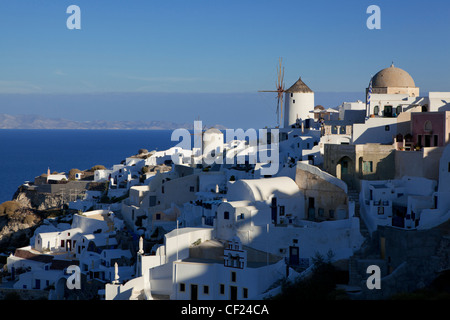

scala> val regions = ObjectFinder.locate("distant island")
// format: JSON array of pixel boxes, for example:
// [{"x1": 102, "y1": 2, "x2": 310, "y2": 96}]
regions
[{"x1": 0, "y1": 114, "x2": 226, "y2": 130}]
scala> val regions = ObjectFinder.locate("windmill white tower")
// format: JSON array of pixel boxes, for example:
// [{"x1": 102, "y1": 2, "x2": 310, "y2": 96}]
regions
[{"x1": 284, "y1": 77, "x2": 315, "y2": 128}]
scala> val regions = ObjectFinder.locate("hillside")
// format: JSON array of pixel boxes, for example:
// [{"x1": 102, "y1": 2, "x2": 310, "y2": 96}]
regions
[{"x1": 0, "y1": 114, "x2": 226, "y2": 130}]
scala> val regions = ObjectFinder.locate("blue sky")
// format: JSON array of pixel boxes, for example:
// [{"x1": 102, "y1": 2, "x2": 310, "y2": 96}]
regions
[{"x1": 0, "y1": 0, "x2": 449, "y2": 128}]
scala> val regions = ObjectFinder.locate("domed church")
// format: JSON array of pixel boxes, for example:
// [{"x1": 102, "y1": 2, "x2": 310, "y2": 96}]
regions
[
  {"x1": 365, "y1": 63, "x2": 426, "y2": 118},
  {"x1": 369, "y1": 63, "x2": 419, "y2": 97}
]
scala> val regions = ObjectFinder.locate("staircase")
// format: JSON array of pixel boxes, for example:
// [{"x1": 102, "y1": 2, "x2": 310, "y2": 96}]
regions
[{"x1": 348, "y1": 189, "x2": 370, "y2": 240}]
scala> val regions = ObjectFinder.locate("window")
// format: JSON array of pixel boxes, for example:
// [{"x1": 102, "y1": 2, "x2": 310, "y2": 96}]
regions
[
  {"x1": 424, "y1": 120, "x2": 432, "y2": 132},
  {"x1": 243, "y1": 288, "x2": 248, "y2": 299},
  {"x1": 224, "y1": 211, "x2": 229, "y2": 220},
  {"x1": 61, "y1": 240, "x2": 65, "y2": 248},
  {"x1": 179, "y1": 283, "x2": 185, "y2": 292},
  {"x1": 329, "y1": 209, "x2": 335, "y2": 219},
  {"x1": 293, "y1": 99, "x2": 295, "y2": 104},
  {"x1": 318, "y1": 208, "x2": 324, "y2": 218},
  {"x1": 434, "y1": 135, "x2": 438, "y2": 147},
  {"x1": 231, "y1": 271, "x2": 236, "y2": 282},
  {"x1": 385, "y1": 125, "x2": 390, "y2": 131},
  {"x1": 363, "y1": 161, "x2": 373, "y2": 173},
  {"x1": 239, "y1": 213, "x2": 245, "y2": 220},
  {"x1": 279, "y1": 206, "x2": 285, "y2": 216},
  {"x1": 161, "y1": 186, "x2": 165, "y2": 194},
  {"x1": 190, "y1": 186, "x2": 195, "y2": 192},
  {"x1": 374, "y1": 106, "x2": 379, "y2": 115},
  {"x1": 220, "y1": 284, "x2": 225, "y2": 295},
  {"x1": 378, "y1": 207, "x2": 384, "y2": 215},
  {"x1": 156, "y1": 214, "x2": 161, "y2": 220},
  {"x1": 396, "y1": 106, "x2": 402, "y2": 114},
  {"x1": 203, "y1": 285, "x2": 209, "y2": 295}
]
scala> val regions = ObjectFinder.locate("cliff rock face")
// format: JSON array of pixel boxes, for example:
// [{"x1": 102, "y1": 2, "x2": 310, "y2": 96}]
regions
[
  {"x1": 0, "y1": 208, "x2": 42, "y2": 252},
  {"x1": 0, "y1": 188, "x2": 66, "y2": 252},
  {"x1": 13, "y1": 189, "x2": 65, "y2": 212}
]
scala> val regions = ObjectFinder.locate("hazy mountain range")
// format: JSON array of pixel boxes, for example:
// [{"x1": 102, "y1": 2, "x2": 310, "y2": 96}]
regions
[{"x1": 0, "y1": 114, "x2": 226, "y2": 130}]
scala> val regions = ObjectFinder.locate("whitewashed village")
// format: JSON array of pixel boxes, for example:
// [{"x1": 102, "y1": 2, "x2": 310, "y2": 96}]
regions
[{"x1": 2, "y1": 63, "x2": 450, "y2": 300}]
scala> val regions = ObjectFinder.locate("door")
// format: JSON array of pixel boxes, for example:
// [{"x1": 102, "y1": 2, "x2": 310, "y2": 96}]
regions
[
  {"x1": 308, "y1": 197, "x2": 315, "y2": 220},
  {"x1": 384, "y1": 105, "x2": 392, "y2": 117},
  {"x1": 190, "y1": 284, "x2": 198, "y2": 300},
  {"x1": 271, "y1": 197, "x2": 277, "y2": 224},
  {"x1": 230, "y1": 286, "x2": 238, "y2": 300},
  {"x1": 424, "y1": 135, "x2": 431, "y2": 147},
  {"x1": 380, "y1": 237, "x2": 386, "y2": 260},
  {"x1": 337, "y1": 157, "x2": 354, "y2": 190},
  {"x1": 289, "y1": 246, "x2": 300, "y2": 266},
  {"x1": 35, "y1": 279, "x2": 41, "y2": 290}
]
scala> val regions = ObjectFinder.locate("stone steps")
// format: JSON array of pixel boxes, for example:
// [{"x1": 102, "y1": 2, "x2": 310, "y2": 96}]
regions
[{"x1": 348, "y1": 189, "x2": 370, "y2": 240}]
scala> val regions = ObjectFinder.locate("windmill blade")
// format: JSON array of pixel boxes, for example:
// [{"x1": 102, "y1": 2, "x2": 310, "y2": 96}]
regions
[
  {"x1": 276, "y1": 96, "x2": 280, "y2": 126},
  {"x1": 280, "y1": 93, "x2": 284, "y2": 123}
]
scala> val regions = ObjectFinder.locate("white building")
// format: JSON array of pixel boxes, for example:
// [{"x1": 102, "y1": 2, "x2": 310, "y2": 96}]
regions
[
  {"x1": 215, "y1": 175, "x2": 363, "y2": 263},
  {"x1": 105, "y1": 228, "x2": 288, "y2": 300},
  {"x1": 359, "y1": 177, "x2": 436, "y2": 234}
]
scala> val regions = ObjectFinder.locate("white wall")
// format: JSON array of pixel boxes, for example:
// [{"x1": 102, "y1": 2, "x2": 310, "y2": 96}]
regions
[
  {"x1": 172, "y1": 259, "x2": 286, "y2": 300},
  {"x1": 352, "y1": 117, "x2": 398, "y2": 144},
  {"x1": 284, "y1": 92, "x2": 314, "y2": 128}
]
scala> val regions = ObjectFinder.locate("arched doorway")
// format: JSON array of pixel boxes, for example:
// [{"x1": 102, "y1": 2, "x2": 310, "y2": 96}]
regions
[{"x1": 337, "y1": 156, "x2": 354, "y2": 189}]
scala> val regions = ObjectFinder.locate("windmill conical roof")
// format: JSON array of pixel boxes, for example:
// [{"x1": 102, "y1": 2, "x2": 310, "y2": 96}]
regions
[{"x1": 285, "y1": 77, "x2": 313, "y2": 93}]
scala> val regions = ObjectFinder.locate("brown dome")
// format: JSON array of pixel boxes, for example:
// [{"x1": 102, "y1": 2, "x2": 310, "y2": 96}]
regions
[{"x1": 371, "y1": 64, "x2": 415, "y2": 88}]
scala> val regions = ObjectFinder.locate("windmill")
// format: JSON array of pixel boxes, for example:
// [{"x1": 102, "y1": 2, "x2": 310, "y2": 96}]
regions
[
  {"x1": 259, "y1": 57, "x2": 286, "y2": 127},
  {"x1": 191, "y1": 116, "x2": 207, "y2": 156}
]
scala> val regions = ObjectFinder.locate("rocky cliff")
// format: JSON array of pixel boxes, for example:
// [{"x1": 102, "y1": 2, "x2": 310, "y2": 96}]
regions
[
  {"x1": 0, "y1": 207, "x2": 42, "y2": 252},
  {"x1": 13, "y1": 188, "x2": 65, "y2": 212}
]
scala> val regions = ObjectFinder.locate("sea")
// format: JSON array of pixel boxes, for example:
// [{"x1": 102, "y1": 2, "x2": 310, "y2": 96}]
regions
[{"x1": 0, "y1": 129, "x2": 178, "y2": 204}]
